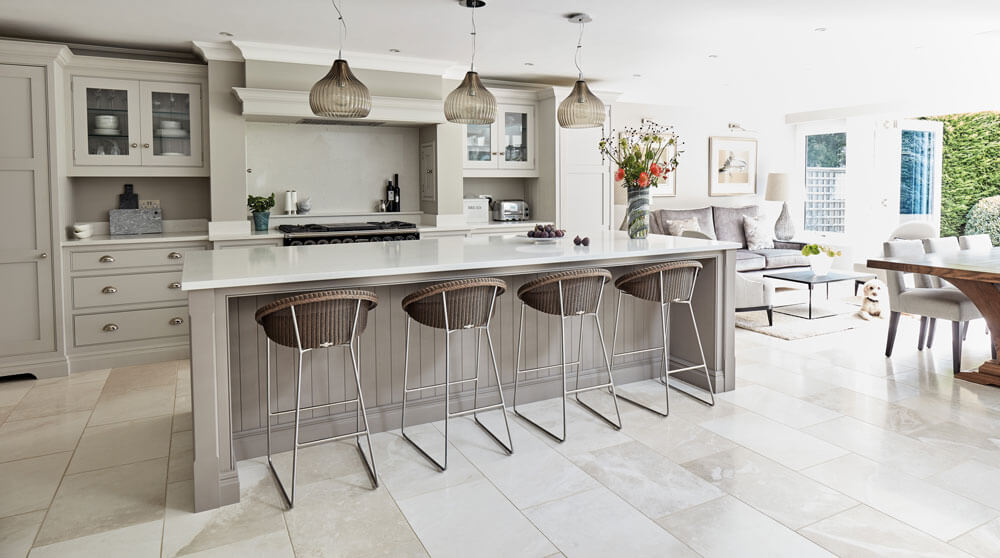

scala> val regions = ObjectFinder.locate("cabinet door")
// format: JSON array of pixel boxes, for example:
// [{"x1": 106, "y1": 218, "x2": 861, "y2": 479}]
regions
[
  {"x1": 463, "y1": 121, "x2": 498, "y2": 169},
  {"x1": 0, "y1": 65, "x2": 55, "y2": 357},
  {"x1": 139, "y1": 81, "x2": 203, "y2": 167},
  {"x1": 497, "y1": 104, "x2": 535, "y2": 171},
  {"x1": 559, "y1": 124, "x2": 610, "y2": 232},
  {"x1": 72, "y1": 77, "x2": 141, "y2": 166}
]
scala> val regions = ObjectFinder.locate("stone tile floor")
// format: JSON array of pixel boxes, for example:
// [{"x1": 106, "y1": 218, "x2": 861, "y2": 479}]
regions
[{"x1": 1, "y1": 313, "x2": 999, "y2": 557}]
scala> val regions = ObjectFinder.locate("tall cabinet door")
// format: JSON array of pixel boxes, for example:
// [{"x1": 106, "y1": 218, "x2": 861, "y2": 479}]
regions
[
  {"x1": 0, "y1": 65, "x2": 55, "y2": 356},
  {"x1": 559, "y1": 121, "x2": 611, "y2": 232},
  {"x1": 139, "y1": 81, "x2": 203, "y2": 167}
]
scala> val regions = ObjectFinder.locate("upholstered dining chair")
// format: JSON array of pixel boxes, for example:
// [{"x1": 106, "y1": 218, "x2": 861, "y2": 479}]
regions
[
  {"x1": 959, "y1": 234, "x2": 993, "y2": 250},
  {"x1": 883, "y1": 239, "x2": 983, "y2": 374}
]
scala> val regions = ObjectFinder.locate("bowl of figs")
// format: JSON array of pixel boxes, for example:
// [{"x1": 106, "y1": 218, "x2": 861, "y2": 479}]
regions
[{"x1": 526, "y1": 223, "x2": 565, "y2": 244}]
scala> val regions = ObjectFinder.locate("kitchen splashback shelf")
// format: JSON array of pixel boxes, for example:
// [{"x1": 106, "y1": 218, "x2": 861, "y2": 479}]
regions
[{"x1": 269, "y1": 210, "x2": 422, "y2": 220}]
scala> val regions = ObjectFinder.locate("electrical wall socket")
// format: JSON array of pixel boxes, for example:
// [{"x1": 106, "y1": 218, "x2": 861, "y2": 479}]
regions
[{"x1": 140, "y1": 200, "x2": 160, "y2": 209}]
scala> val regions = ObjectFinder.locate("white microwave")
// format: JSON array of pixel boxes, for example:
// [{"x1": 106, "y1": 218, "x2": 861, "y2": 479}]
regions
[{"x1": 463, "y1": 198, "x2": 490, "y2": 224}]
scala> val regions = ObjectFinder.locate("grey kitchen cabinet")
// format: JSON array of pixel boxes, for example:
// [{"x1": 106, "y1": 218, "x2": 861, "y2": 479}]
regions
[
  {"x1": 0, "y1": 65, "x2": 57, "y2": 364},
  {"x1": 64, "y1": 240, "x2": 208, "y2": 372},
  {"x1": 70, "y1": 75, "x2": 207, "y2": 176}
]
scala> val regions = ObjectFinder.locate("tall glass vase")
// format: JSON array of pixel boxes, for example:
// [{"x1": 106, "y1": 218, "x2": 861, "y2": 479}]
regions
[{"x1": 626, "y1": 186, "x2": 650, "y2": 239}]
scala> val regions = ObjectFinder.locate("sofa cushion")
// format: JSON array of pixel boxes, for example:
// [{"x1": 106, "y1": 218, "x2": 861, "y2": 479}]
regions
[
  {"x1": 750, "y1": 248, "x2": 809, "y2": 269},
  {"x1": 663, "y1": 218, "x2": 701, "y2": 236},
  {"x1": 742, "y1": 215, "x2": 774, "y2": 250},
  {"x1": 650, "y1": 208, "x2": 716, "y2": 239},
  {"x1": 735, "y1": 250, "x2": 766, "y2": 272},
  {"x1": 712, "y1": 205, "x2": 758, "y2": 248}
]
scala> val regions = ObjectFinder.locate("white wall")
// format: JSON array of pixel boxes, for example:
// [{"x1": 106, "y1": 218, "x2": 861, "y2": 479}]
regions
[
  {"x1": 245, "y1": 122, "x2": 419, "y2": 214},
  {"x1": 610, "y1": 103, "x2": 794, "y2": 230}
]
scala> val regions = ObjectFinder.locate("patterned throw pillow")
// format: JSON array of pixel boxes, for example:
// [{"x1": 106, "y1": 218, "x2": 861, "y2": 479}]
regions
[
  {"x1": 663, "y1": 218, "x2": 701, "y2": 236},
  {"x1": 742, "y1": 215, "x2": 774, "y2": 250}
]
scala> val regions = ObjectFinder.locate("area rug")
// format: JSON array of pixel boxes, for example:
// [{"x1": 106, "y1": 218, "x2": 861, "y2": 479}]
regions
[{"x1": 736, "y1": 295, "x2": 882, "y2": 340}]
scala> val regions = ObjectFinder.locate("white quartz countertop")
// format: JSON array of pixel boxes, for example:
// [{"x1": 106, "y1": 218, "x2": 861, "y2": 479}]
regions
[
  {"x1": 61, "y1": 231, "x2": 210, "y2": 247},
  {"x1": 181, "y1": 231, "x2": 738, "y2": 291}
]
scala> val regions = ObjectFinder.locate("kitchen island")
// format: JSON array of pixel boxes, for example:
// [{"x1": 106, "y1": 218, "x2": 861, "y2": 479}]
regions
[{"x1": 181, "y1": 231, "x2": 740, "y2": 511}]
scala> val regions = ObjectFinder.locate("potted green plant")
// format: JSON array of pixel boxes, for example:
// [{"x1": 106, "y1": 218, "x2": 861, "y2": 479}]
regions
[
  {"x1": 248, "y1": 193, "x2": 275, "y2": 232},
  {"x1": 599, "y1": 121, "x2": 682, "y2": 239},
  {"x1": 801, "y1": 243, "x2": 842, "y2": 276}
]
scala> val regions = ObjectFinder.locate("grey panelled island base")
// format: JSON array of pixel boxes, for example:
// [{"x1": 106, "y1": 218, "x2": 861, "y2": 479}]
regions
[{"x1": 181, "y1": 231, "x2": 739, "y2": 511}]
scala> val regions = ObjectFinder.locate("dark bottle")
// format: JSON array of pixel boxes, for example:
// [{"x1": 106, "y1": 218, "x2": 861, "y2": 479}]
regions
[
  {"x1": 393, "y1": 173, "x2": 400, "y2": 212},
  {"x1": 385, "y1": 180, "x2": 395, "y2": 212}
]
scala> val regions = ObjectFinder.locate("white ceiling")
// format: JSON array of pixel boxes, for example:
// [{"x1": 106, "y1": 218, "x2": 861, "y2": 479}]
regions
[{"x1": 4, "y1": 0, "x2": 1000, "y2": 113}]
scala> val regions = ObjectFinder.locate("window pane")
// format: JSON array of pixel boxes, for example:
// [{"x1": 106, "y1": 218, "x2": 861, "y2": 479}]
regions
[
  {"x1": 900, "y1": 130, "x2": 934, "y2": 215},
  {"x1": 804, "y1": 133, "x2": 847, "y2": 233}
]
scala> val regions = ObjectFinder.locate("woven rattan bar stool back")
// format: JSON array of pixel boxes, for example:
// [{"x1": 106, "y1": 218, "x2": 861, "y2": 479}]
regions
[
  {"x1": 254, "y1": 289, "x2": 379, "y2": 508},
  {"x1": 512, "y1": 268, "x2": 622, "y2": 442},
  {"x1": 400, "y1": 278, "x2": 514, "y2": 471},
  {"x1": 610, "y1": 260, "x2": 715, "y2": 416}
]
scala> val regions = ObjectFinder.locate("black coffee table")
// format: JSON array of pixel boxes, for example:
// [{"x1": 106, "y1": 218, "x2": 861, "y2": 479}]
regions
[{"x1": 762, "y1": 269, "x2": 876, "y2": 319}]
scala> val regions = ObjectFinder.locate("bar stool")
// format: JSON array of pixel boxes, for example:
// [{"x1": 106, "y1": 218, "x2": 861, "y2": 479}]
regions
[
  {"x1": 255, "y1": 289, "x2": 379, "y2": 509},
  {"x1": 400, "y1": 278, "x2": 513, "y2": 471},
  {"x1": 513, "y1": 268, "x2": 622, "y2": 442},
  {"x1": 610, "y1": 261, "x2": 715, "y2": 416}
]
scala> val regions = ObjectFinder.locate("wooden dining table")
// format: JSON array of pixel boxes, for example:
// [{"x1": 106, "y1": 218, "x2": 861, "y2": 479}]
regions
[{"x1": 868, "y1": 247, "x2": 1000, "y2": 386}]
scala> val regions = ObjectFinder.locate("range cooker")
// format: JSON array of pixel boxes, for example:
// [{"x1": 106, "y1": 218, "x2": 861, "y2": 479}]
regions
[{"x1": 278, "y1": 221, "x2": 419, "y2": 246}]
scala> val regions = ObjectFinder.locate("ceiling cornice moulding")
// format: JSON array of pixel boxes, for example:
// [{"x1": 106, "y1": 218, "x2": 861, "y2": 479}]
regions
[
  {"x1": 191, "y1": 41, "x2": 244, "y2": 62},
  {"x1": 231, "y1": 41, "x2": 458, "y2": 75}
]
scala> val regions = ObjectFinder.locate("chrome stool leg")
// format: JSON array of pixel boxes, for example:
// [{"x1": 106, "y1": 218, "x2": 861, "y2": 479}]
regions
[
  {"x1": 514, "y1": 278, "x2": 621, "y2": 442},
  {"x1": 265, "y1": 302, "x2": 379, "y2": 509},
  {"x1": 401, "y1": 288, "x2": 513, "y2": 471},
  {"x1": 612, "y1": 268, "x2": 715, "y2": 416}
]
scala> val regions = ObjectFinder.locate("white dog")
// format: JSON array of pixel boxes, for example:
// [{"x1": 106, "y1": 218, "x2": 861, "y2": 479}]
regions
[{"x1": 857, "y1": 279, "x2": 885, "y2": 320}]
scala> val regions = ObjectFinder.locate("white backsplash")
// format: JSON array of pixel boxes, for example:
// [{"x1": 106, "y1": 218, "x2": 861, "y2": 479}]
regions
[{"x1": 245, "y1": 122, "x2": 420, "y2": 214}]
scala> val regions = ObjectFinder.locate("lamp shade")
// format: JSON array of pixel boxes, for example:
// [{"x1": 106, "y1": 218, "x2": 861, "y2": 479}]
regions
[
  {"x1": 309, "y1": 59, "x2": 372, "y2": 118},
  {"x1": 557, "y1": 80, "x2": 606, "y2": 128},
  {"x1": 444, "y1": 71, "x2": 496, "y2": 125},
  {"x1": 764, "y1": 172, "x2": 791, "y2": 201}
]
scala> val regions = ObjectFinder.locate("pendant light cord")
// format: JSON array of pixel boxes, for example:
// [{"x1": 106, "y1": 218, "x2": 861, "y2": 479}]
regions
[
  {"x1": 469, "y1": 3, "x2": 478, "y2": 71},
  {"x1": 332, "y1": 0, "x2": 347, "y2": 59},
  {"x1": 574, "y1": 21, "x2": 585, "y2": 80}
]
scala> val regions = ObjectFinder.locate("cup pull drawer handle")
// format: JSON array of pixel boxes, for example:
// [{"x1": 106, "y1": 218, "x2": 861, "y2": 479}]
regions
[
  {"x1": 168, "y1": 282, "x2": 182, "y2": 289},
  {"x1": 102, "y1": 286, "x2": 118, "y2": 294},
  {"x1": 169, "y1": 317, "x2": 184, "y2": 326},
  {"x1": 168, "y1": 252, "x2": 183, "y2": 260},
  {"x1": 103, "y1": 323, "x2": 119, "y2": 332},
  {"x1": 99, "y1": 255, "x2": 115, "y2": 263}
]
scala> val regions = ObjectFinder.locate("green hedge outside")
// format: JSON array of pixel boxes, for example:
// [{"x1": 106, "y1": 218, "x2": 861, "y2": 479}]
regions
[{"x1": 922, "y1": 112, "x2": 1000, "y2": 237}]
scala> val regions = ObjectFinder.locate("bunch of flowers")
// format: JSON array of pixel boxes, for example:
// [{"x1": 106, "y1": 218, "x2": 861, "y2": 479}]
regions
[{"x1": 599, "y1": 121, "x2": 682, "y2": 189}]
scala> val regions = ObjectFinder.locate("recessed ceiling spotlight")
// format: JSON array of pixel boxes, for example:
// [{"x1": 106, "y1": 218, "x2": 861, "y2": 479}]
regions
[
  {"x1": 814, "y1": 27, "x2": 827, "y2": 32},
  {"x1": 218, "y1": 31, "x2": 234, "y2": 37},
  {"x1": 389, "y1": 48, "x2": 401, "y2": 53},
  {"x1": 524, "y1": 62, "x2": 534, "y2": 66},
  {"x1": 708, "y1": 54, "x2": 719, "y2": 59},
  {"x1": 632, "y1": 73, "x2": 642, "y2": 78}
]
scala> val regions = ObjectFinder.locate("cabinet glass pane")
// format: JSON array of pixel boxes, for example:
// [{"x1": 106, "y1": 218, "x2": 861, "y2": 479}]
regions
[
  {"x1": 86, "y1": 87, "x2": 130, "y2": 156},
  {"x1": 151, "y1": 91, "x2": 191, "y2": 157},
  {"x1": 503, "y1": 111, "x2": 528, "y2": 162},
  {"x1": 466, "y1": 124, "x2": 492, "y2": 162}
]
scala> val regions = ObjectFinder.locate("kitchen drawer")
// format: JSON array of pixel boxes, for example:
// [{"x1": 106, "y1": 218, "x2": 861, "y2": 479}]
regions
[
  {"x1": 73, "y1": 271, "x2": 185, "y2": 309},
  {"x1": 74, "y1": 306, "x2": 188, "y2": 346},
  {"x1": 71, "y1": 245, "x2": 205, "y2": 271}
]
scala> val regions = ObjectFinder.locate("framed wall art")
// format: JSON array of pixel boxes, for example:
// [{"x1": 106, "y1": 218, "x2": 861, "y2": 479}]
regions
[{"x1": 709, "y1": 136, "x2": 757, "y2": 196}]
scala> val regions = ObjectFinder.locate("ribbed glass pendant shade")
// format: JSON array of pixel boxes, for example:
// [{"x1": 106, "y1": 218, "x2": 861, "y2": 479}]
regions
[
  {"x1": 309, "y1": 59, "x2": 372, "y2": 118},
  {"x1": 444, "y1": 71, "x2": 496, "y2": 125},
  {"x1": 558, "y1": 80, "x2": 605, "y2": 128}
]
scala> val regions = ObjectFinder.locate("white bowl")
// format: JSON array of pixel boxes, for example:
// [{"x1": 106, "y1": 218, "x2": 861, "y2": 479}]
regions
[
  {"x1": 156, "y1": 129, "x2": 189, "y2": 138},
  {"x1": 160, "y1": 120, "x2": 181, "y2": 129},
  {"x1": 94, "y1": 115, "x2": 119, "y2": 129}
]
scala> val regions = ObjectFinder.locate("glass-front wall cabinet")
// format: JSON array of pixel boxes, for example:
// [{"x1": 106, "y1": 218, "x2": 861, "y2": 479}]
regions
[
  {"x1": 462, "y1": 103, "x2": 535, "y2": 174},
  {"x1": 72, "y1": 77, "x2": 202, "y2": 169}
]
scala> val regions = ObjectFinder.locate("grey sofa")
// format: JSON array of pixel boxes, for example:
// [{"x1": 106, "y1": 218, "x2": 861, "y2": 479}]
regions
[{"x1": 649, "y1": 205, "x2": 808, "y2": 273}]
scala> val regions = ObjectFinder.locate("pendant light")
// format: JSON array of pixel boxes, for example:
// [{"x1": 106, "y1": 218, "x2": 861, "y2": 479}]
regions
[
  {"x1": 557, "y1": 14, "x2": 605, "y2": 129},
  {"x1": 309, "y1": 0, "x2": 372, "y2": 118},
  {"x1": 444, "y1": 0, "x2": 496, "y2": 125}
]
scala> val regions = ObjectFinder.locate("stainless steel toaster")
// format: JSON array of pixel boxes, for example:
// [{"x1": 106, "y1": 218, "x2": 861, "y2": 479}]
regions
[{"x1": 491, "y1": 200, "x2": 530, "y2": 221}]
